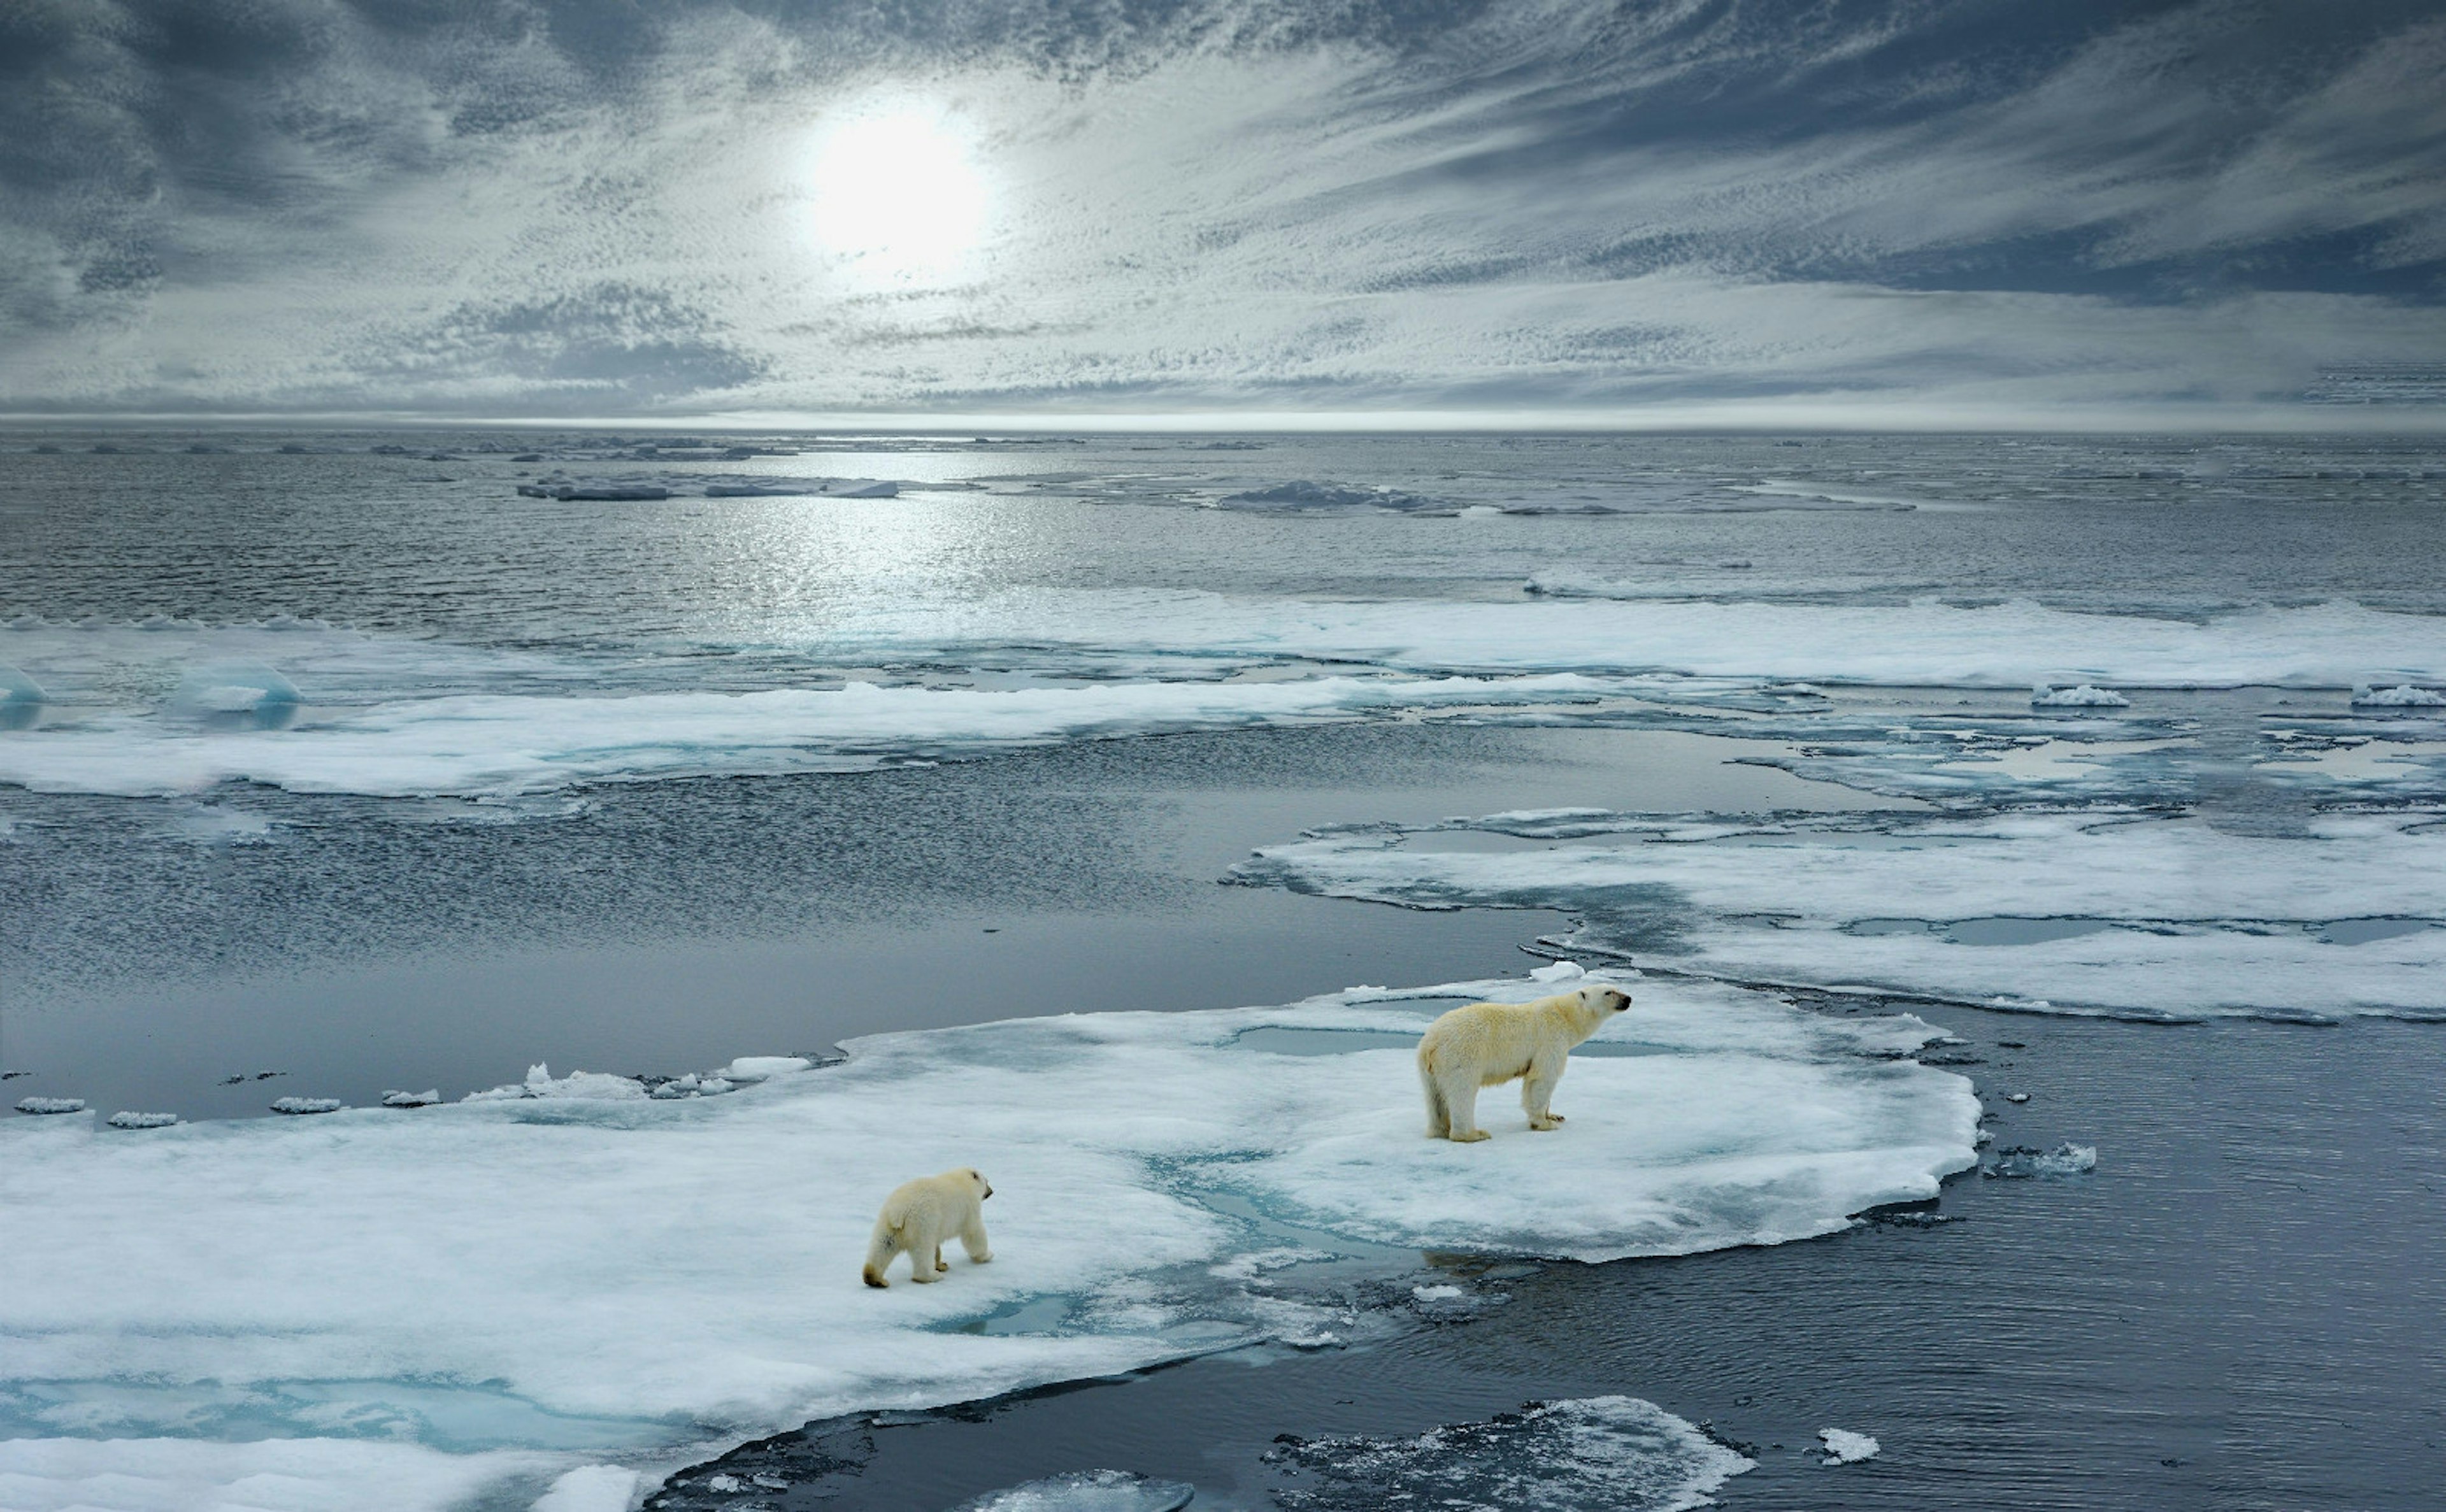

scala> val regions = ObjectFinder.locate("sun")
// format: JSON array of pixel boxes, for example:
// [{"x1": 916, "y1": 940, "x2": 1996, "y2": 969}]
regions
[{"x1": 806, "y1": 106, "x2": 989, "y2": 278}]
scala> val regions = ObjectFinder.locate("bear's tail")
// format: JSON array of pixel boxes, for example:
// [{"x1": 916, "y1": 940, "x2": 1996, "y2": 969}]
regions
[{"x1": 861, "y1": 1222, "x2": 899, "y2": 1288}]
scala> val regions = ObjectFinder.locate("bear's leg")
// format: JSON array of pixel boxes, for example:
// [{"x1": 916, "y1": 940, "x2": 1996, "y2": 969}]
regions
[
  {"x1": 1443, "y1": 1074, "x2": 1490, "y2": 1142},
  {"x1": 1524, "y1": 1057, "x2": 1566, "y2": 1130},
  {"x1": 960, "y1": 1212, "x2": 992, "y2": 1264},
  {"x1": 906, "y1": 1219, "x2": 945, "y2": 1282},
  {"x1": 1420, "y1": 1062, "x2": 1450, "y2": 1138}
]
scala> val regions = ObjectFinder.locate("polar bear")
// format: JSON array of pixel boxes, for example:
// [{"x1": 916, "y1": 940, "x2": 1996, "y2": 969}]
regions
[
  {"x1": 1417, "y1": 984, "x2": 1632, "y2": 1141},
  {"x1": 861, "y1": 1167, "x2": 993, "y2": 1287}
]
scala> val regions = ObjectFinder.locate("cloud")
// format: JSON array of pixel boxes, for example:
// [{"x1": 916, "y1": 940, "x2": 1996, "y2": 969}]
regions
[{"x1": 1, "y1": 0, "x2": 2441, "y2": 417}]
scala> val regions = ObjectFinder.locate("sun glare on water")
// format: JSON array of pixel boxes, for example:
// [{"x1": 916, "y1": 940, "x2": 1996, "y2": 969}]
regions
[{"x1": 806, "y1": 106, "x2": 989, "y2": 278}]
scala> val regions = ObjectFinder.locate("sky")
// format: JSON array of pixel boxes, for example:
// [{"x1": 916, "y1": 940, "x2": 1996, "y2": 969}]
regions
[{"x1": 3, "y1": 0, "x2": 2443, "y2": 424}]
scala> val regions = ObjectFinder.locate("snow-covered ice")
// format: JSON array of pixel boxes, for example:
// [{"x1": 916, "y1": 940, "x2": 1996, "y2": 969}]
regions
[
  {"x1": 15, "y1": 1098, "x2": 85, "y2": 1116},
  {"x1": 0, "y1": 975, "x2": 1971, "y2": 1509},
  {"x1": 381, "y1": 1090, "x2": 443, "y2": 1108},
  {"x1": 1818, "y1": 1427, "x2": 1881, "y2": 1464},
  {"x1": 104, "y1": 1113, "x2": 180, "y2": 1130},
  {"x1": 268, "y1": 1097, "x2": 343, "y2": 1115},
  {"x1": 1236, "y1": 809, "x2": 2446, "y2": 1018}
]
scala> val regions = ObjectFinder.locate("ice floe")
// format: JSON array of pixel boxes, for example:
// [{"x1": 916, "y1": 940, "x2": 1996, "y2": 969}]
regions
[
  {"x1": 104, "y1": 1113, "x2": 180, "y2": 1130},
  {"x1": 0, "y1": 673, "x2": 1609, "y2": 799},
  {"x1": 268, "y1": 1096, "x2": 343, "y2": 1115},
  {"x1": 1264, "y1": 1396, "x2": 1752, "y2": 1511},
  {"x1": 1234, "y1": 809, "x2": 2446, "y2": 1018},
  {"x1": 1817, "y1": 1427, "x2": 1881, "y2": 1464},
  {"x1": 15, "y1": 1098, "x2": 85, "y2": 1116},
  {"x1": 0, "y1": 974, "x2": 1970, "y2": 1509},
  {"x1": 381, "y1": 1089, "x2": 442, "y2": 1108}
]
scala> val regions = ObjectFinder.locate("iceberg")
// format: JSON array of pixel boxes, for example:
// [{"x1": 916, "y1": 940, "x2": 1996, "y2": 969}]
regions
[
  {"x1": 0, "y1": 976, "x2": 1972, "y2": 1509},
  {"x1": 2353, "y1": 684, "x2": 2446, "y2": 707}
]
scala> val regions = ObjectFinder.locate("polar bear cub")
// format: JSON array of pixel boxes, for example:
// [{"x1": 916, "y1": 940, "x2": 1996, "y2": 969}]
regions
[
  {"x1": 862, "y1": 1167, "x2": 993, "y2": 1287},
  {"x1": 1417, "y1": 984, "x2": 1632, "y2": 1141}
]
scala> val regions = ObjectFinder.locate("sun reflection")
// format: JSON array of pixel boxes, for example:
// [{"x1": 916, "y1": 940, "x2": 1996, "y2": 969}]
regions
[{"x1": 806, "y1": 106, "x2": 989, "y2": 278}]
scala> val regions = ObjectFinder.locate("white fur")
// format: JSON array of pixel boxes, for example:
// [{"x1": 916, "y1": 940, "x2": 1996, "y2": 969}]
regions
[
  {"x1": 1417, "y1": 985, "x2": 1632, "y2": 1142},
  {"x1": 861, "y1": 1167, "x2": 993, "y2": 1287}
]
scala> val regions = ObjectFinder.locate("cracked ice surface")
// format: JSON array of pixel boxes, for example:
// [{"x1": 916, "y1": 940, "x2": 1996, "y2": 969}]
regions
[
  {"x1": 1235, "y1": 811, "x2": 2446, "y2": 1018},
  {"x1": 0, "y1": 976, "x2": 1972, "y2": 1510}
]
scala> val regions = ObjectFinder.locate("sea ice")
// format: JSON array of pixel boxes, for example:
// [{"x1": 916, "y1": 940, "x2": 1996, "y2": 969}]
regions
[
  {"x1": 268, "y1": 1097, "x2": 343, "y2": 1115},
  {"x1": 1264, "y1": 1396, "x2": 1753, "y2": 1511},
  {"x1": 1236, "y1": 809, "x2": 2446, "y2": 1018},
  {"x1": 0, "y1": 975, "x2": 1971, "y2": 1509},
  {"x1": 1818, "y1": 1427, "x2": 1880, "y2": 1464},
  {"x1": 105, "y1": 1113, "x2": 180, "y2": 1130},
  {"x1": 382, "y1": 1090, "x2": 443, "y2": 1108},
  {"x1": 15, "y1": 1098, "x2": 86, "y2": 1116}
]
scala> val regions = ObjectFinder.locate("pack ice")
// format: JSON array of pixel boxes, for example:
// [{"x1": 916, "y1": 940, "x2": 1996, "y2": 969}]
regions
[
  {"x1": 1236, "y1": 811, "x2": 2446, "y2": 1019},
  {"x1": 0, "y1": 975, "x2": 1973, "y2": 1509}
]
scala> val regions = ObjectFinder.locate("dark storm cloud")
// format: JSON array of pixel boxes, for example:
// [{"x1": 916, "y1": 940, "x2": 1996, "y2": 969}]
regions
[{"x1": 2, "y1": 0, "x2": 2442, "y2": 415}]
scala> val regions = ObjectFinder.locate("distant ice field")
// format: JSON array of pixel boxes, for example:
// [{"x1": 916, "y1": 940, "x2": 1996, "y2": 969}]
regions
[{"x1": 0, "y1": 973, "x2": 1971, "y2": 1510}]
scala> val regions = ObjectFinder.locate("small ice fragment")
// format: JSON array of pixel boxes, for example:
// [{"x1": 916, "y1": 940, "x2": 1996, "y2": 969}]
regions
[
  {"x1": 269, "y1": 1097, "x2": 343, "y2": 1115},
  {"x1": 1529, "y1": 960, "x2": 1585, "y2": 982},
  {"x1": 947, "y1": 1468, "x2": 1196, "y2": 1511},
  {"x1": 695, "y1": 1077, "x2": 735, "y2": 1095},
  {"x1": 722, "y1": 1056, "x2": 812, "y2": 1082},
  {"x1": 2031, "y1": 683, "x2": 2129, "y2": 708},
  {"x1": 1987, "y1": 1142, "x2": 2098, "y2": 1178},
  {"x1": 1819, "y1": 1428, "x2": 1880, "y2": 1464},
  {"x1": 1412, "y1": 1284, "x2": 1466, "y2": 1301},
  {"x1": 2352, "y1": 683, "x2": 2446, "y2": 707},
  {"x1": 2006, "y1": 1092, "x2": 2031, "y2": 1103},
  {"x1": 15, "y1": 1097, "x2": 85, "y2": 1115},
  {"x1": 107, "y1": 1111, "x2": 180, "y2": 1129},
  {"x1": 382, "y1": 1090, "x2": 441, "y2": 1108},
  {"x1": 705, "y1": 1473, "x2": 743, "y2": 1492}
]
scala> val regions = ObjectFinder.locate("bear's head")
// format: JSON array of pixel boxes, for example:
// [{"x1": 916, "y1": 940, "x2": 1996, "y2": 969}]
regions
[
  {"x1": 1578, "y1": 985, "x2": 1632, "y2": 1015},
  {"x1": 961, "y1": 1167, "x2": 994, "y2": 1201}
]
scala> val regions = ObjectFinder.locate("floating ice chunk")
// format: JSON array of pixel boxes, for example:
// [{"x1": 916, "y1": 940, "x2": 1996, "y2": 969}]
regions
[
  {"x1": 1213, "y1": 481, "x2": 1436, "y2": 512},
  {"x1": 15, "y1": 1098, "x2": 85, "y2": 1115},
  {"x1": 1528, "y1": 960, "x2": 1585, "y2": 983},
  {"x1": 467, "y1": 1066, "x2": 648, "y2": 1102},
  {"x1": 2031, "y1": 684, "x2": 2129, "y2": 707},
  {"x1": 106, "y1": 1112, "x2": 180, "y2": 1130},
  {"x1": 705, "y1": 1473, "x2": 743, "y2": 1492},
  {"x1": 531, "y1": 1463, "x2": 641, "y2": 1511},
  {"x1": 1264, "y1": 1396, "x2": 1752, "y2": 1510},
  {"x1": 269, "y1": 1097, "x2": 343, "y2": 1115},
  {"x1": 383, "y1": 1090, "x2": 443, "y2": 1108},
  {"x1": 947, "y1": 1468, "x2": 1196, "y2": 1512},
  {"x1": 722, "y1": 1056, "x2": 812, "y2": 1082},
  {"x1": 1987, "y1": 1143, "x2": 2098, "y2": 1178},
  {"x1": 1819, "y1": 1428, "x2": 1880, "y2": 1464},
  {"x1": 2354, "y1": 684, "x2": 2446, "y2": 707}
]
